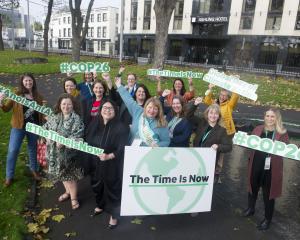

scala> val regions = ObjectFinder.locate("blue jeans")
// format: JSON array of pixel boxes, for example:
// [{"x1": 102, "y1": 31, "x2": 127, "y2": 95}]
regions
[{"x1": 6, "y1": 128, "x2": 39, "y2": 180}]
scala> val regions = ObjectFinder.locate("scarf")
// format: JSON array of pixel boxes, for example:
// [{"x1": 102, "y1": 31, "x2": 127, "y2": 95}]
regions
[
  {"x1": 167, "y1": 117, "x2": 182, "y2": 138},
  {"x1": 138, "y1": 115, "x2": 159, "y2": 146}
]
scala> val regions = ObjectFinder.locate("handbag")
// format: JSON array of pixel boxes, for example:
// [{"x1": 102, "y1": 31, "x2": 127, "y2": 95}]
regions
[{"x1": 37, "y1": 140, "x2": 47, "y2": 168}]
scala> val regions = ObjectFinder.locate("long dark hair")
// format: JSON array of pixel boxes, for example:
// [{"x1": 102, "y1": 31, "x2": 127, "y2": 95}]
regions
[
  {"x1": 172, "y1": 78, "x2": 186, "y2": 96},
  {"x1": 54, "y1": 93, "x2": 81, "y2": 115},
  {"x1": 170, "y1": 95, "x2": 185, "y2": 118},
  {"x1": 18, "y1": 73, "x2": 39, "y2": 99},
  {"x1": 133, "y1": 84, "x2": 151, "y2": 107},
  {"x1": 98, "y1": 99, "x2": 119, "y2": 125}
]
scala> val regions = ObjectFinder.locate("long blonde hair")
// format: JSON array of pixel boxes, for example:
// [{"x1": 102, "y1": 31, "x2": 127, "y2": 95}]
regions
[
  {"x1": 264, "y1": 108, "x2": 286, "y2": 134},
  {"x1": 143, "y1": 97, "x2": 167, "y2": 127}
]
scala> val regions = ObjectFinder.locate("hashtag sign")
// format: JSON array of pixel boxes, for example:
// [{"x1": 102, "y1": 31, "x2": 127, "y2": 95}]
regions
[
  {"x1": 233, "y1": 131, "x2": 247, "y2": 146},
  {"x1": 60, "y1": 63, "x2": 69, "y2": 73}
]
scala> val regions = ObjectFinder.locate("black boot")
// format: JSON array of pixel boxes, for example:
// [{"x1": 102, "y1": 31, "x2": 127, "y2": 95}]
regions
[
  {"x1": 257, "y1": 218, "x2": 271, "y2": 231},
  {"x1": 243, "y1": 207, "x2": 255, "y2": 217}
]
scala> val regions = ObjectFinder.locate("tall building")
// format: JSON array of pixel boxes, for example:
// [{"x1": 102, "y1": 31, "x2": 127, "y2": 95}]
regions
[
  {"x1": 49, "y1": 6, "x2": 119, "y2": 55},
  {"x1": 123, "y1": 0, "x2": 300, "y2": 73}
]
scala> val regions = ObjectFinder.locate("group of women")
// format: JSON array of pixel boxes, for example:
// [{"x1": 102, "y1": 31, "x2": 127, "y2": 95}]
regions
[{"x1": 0, "y1": 66, "x2": 289, "y2": 231}]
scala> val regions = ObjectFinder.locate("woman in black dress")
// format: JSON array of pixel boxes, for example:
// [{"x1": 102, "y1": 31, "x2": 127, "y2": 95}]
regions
[{"x1": 85, "y1": 99, "x2": 129, "y2": 229}]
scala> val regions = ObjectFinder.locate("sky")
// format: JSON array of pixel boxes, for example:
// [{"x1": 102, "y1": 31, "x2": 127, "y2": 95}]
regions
[{"x1": 18, "y1": 0, "x2": 121, "y2": 22}]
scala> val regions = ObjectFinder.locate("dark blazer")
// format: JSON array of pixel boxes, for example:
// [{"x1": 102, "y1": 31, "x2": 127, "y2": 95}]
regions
[
  {"x1": 77, "y1": 82, "x2": 94, "y2": 101},
  {"x1": 186, "y1": 104, "x2": 232, "y2": 158},
  {"x1": 247, "y1": 125, "x2": 289, "y2": 199}
]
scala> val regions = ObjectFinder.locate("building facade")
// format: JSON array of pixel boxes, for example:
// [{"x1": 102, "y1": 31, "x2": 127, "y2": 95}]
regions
[
  {"x1": 49, "y1": 6, "x2": 119, "y2": 55},
  {"x1": 123, "y1": 0, "x2": 300, "y2": 73}
]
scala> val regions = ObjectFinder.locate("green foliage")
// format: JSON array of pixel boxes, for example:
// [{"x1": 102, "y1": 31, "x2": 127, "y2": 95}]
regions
[
  {"x1": 33, "y1": 21, "x2": 43, "y2": 31},
  {"x1": 0, "y1": 112, "x2": 31, "y2": 240}
]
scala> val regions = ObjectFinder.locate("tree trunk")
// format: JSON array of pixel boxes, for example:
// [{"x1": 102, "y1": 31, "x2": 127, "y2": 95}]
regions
[
  {"x1": 43, "y1": 0, "x2": 54, "y2": 56},
  {"x1": 0, "y1": 14, "x2": 4, "y2": 51},
  {"x1": 69, "y1": 0, "x2": 94, "y2": 61},
  {"x1": 153, "y1": 0, "x2": 177, "y2": 69}
]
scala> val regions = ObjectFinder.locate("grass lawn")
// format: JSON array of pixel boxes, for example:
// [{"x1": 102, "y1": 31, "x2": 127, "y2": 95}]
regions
[
  {"x1": 0, "y1": 50, "x2": 299, "y2": 109},
  {"x1": 0, "y1": 112, "x2": 31, "y2": 240}
]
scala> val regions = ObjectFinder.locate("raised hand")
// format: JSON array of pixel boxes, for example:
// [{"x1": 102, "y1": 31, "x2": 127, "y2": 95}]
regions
[
  {"x1": 188, "y1": 77, "x2": 193, "y2": 85},
  {"x1": 162, "y1": 89, "x2": 171, "y2": 97},
  {"x1": 114, "y1": 76, "x2": 122, "y2": 88},
  {"x1": 194, "y1": 97, "x2": 203, "y2": 106},
  {"x1": 208, "y1": 83, "x2": 215, "y2": 90}
]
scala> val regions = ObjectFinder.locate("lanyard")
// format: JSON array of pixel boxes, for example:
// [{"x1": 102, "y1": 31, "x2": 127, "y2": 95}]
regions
[
  {"x1": 87, "y1": 83, "x2": 93, "y2": 97},
  {"x1": 200, "y1": 129, "x2": 212, "y2": 146},
  {"x1": 264, "y1": 130, "x2": 275, "y2": 140}
]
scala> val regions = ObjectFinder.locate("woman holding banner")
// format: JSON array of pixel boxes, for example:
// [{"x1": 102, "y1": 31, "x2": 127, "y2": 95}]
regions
[
  {"x1": 203, "y1": 83, "x2": 239, "y2": 182},
  {"x1": 85, "y1": 99, "x2": 129, "y2": 229},
  {"x1": 43, "y1": 94, "x2": 84, "y2": 210},
  {"x1": 160, "y1": 92, "x2": 192, "y2": 147},
  {"x1": 186, "y1": 98, "x2": 232, "y2": 166},
  {"x1": 243, "y1": 108, "x2": 289, "y2": 231},
  {"x1": 115, "y1": 76, "x2": 170, "y2": 147},
  {"x1": 0, "y1": 73, "x2": 43, "y2": 187},
  {"x1": 156, "y1": 76, "x2": 194, "y2": 106}
]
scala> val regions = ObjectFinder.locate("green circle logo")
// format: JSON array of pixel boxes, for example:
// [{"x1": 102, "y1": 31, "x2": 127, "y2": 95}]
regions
[{"x1": 132, "y1": 148, "x2": 208, "y2": 214}]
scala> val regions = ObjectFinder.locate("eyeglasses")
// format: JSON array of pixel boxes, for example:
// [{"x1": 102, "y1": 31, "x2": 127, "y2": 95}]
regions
[{"x1": 102, "y1": 106, "x2": 114, "y2": 112}]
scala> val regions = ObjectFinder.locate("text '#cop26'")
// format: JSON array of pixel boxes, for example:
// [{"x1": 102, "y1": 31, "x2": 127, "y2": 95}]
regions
[
  {"x1": 233, "y1": 131, "x2": 300, "y2": 161},
  {"x1": 60, "y1": 62, "x2": 110, "y2": 73}
]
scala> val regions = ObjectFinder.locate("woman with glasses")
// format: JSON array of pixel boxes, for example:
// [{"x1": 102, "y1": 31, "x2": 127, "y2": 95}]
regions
[{"x1": 85, "y1": 99, "x2": 129, "y2": 229}]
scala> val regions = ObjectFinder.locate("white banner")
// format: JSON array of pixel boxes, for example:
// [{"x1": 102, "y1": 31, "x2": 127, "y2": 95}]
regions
[
  {"x1": 121, "y1": 147, "x2": 216, "y2": 216},
  {"x1": 203, "y1": 68, "x2": 258, "y2": 101}
]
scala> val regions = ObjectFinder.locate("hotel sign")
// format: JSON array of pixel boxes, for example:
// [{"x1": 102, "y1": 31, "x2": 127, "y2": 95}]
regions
[{"x1": 191, "y1": 16, "x2": 228, "y2": 23}]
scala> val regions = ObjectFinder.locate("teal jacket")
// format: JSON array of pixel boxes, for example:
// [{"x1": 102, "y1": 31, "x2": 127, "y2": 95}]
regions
[{"x1": 117, "y1": 85, "x2": 170, "y2": 147}]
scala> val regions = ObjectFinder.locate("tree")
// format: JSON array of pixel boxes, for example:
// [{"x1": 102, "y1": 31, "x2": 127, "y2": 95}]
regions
[
  {"x1": 153, "y1": 0, "x2": 177, "y2": 69},
  {"x1": 69, "y1": 0, "x2": 94, "y2": 61},
  {"x1": 0, "y1": 0, "x2": 19, "y2": 51},
  {"x1": 34, "y1": 21, "x2": 43, "y2": 31},
  {"x1": 43, "y1": 0, "x2": 53, "y2": 56}
]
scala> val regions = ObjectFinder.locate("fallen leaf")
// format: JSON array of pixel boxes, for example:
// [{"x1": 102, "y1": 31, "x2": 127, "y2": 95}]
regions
[
  {"x1": 150, "y1": 226, "x2": 156, "y2": 231},
  {"x1": 131, "y1": 217, "x2": 143, "y2": 225},
  {"x1": 52, "y1": 214, "x2": 65, "y2": 223},
  {"x1": 65, "y1": 232, "x2": 77, "y2": 238},
  {"x1": 27, "y1": 223, "x2": 39, "y2": 233},
  {"x1": 40, "y1": 180, "x2": 54, "y2": 189}
]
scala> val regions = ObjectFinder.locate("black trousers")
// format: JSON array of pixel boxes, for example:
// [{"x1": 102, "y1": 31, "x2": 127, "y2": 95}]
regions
[{"x1": 248, "y1": 159, "x2": 275, "y2": 221}]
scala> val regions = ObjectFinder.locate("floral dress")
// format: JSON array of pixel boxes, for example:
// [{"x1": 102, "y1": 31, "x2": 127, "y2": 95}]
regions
[{"x1": 43, "y1": 112, "x2": 84, "y2": 182}]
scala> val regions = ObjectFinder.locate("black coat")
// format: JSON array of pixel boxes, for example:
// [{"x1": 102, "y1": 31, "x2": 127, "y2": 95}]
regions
[
  {"x1": 85, "y1": 118, "x2": 129, "y2": 216},
  {"x1": 186, "y1": 104, "x2": 232, "y2": 158}
]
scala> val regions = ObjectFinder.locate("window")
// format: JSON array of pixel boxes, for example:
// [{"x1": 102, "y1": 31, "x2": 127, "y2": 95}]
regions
[
  {"x1": 130, "y1": 0, "x2": 138, "y2": 30},
  {"x1": 143, "y1": 0, "x2": 151, "y2": 30},
  {"x1": 199, "y1": 0, "x2": 224, "y2": 14},
  {"x1": 240, "y1": 0, "x2": 256, "y2": 30},
  {"x1": 242, "y1": 0, "x2": 256, "y2": 13},
  {"x1": 97, "y1": 13, "x2": 101, "y2": 22},
  {"x1": 140, "y1": 39, "x2": 153, "y2": 57},
  {"x1": 87, "y1": 27, "x2": 91, "y2": 37},
  {"x1": 63, "y1": 17, "x2": 66, "y2": 24},
  {"x1": 116, "y1": 13, "x2": 119, "y2": 24},
  {"x1": 68, "y1": 28, "x2": 71, "y2": 37},
  {"x1": 63, "y1": 28, "x2": 66, "y2": 37},
  {"x1": 90, "y1": 14, "x2": 94, "y2": 22},
  {"x1": 268, "y1": 0, "x2": 284, "y2": 12},
  {"x1": 239, "y1": 16, "x2": 253, "y2": 30},
  {"x1": 91, "y1": 27, "x2": 94, "y2": 37},
  {"x1": 169, "y1": 40, "x2": 182, "y2": 58},
  {"x1": 257, "y1": 43, "x2": 278, "y2": 65},
  {"x1": 68, "y1": 16, "x2": 71, "y2": 24},
  {"x1": 102, "y1": 27, "x2": 107, "y2": 38},
  {"x1": 103, "y1": 13, "x2": 107, "y2": 21},
  {"x1": 97, "y1": 40, "x2": 101, "y2": 51},
  {"x1": 101, "y1": 41, "x2": 106, "y2": 51},
  {"x1": 128, "y1": 38, "x2": 137, "y2": 56},
  {"x1": 173, "y1": 0, "x2": 184, "y2": 30},
  {"x1": 295, "y1": 2, "x2": 300, "y2": 30},
  {"x1": 97, "y1": 27, "x2": 101, "y2": 37},
  {"x1": 286, "y1": 43, "x2": 300, "y2": 68},
  {"x1": 50, "y1": 29, "x2": 53, "y2": 37},
  {"x1": 115, "y1": 27, "x2": 118, "y2": 36},
  {"x1": 265, "y1": 0, "x2": 284, "y2": 30}
]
